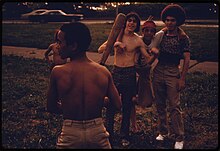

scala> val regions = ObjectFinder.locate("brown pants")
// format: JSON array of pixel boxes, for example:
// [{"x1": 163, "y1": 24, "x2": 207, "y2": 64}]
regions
[
  {"x1": 136, "y1": 65, "x2": 154, "y2": 107},
  {"x1": 152, "y1": 63, "x2": 184, "y2": 142},
  {"x1": 56, "y1": 118, "x2": 111, "y2": 149}
]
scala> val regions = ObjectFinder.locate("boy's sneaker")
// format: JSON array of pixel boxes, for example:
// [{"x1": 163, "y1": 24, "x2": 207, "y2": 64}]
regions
[
  {"x1": 156, "y1": 134, "x2": 167, "y2": 141},
  {"x1": 121, "y1": 139, "x2": 130, "y2": 147},
  {"x1": 174, "y1": 141, "x2": 184, "y2": 149}
]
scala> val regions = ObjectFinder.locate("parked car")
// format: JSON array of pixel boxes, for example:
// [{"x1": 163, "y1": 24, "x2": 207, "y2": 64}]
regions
[
  {"x1": 20, "y1": 9, "x2": 48, "y2": 20},
  {"x1": 28, "y1": 10, "x2": 84, "y2": 23}
]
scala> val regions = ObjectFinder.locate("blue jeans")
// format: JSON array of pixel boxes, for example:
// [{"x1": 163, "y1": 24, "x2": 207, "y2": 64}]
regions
[{"x1": 56, "y1": 118, "x2": 111, "y2": 149}]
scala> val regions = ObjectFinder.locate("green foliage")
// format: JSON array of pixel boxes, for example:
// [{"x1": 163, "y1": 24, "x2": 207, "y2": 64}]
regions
[{"x1": 2, "y1": 23, "x2": 218, "y2": 61}]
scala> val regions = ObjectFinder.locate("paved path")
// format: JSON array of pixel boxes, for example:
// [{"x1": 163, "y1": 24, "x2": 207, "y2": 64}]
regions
[{"x1": 2, "y1": 46, "x2": 218, "y2": 74}]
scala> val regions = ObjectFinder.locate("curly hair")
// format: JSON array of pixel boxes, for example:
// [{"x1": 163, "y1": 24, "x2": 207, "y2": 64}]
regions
[{"x1": 161, "y1": 4, "x2": 186, "y2": 26}]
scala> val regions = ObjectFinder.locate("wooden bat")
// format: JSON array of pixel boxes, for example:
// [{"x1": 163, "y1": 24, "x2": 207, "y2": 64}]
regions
[{"x1": 100, "y1": 13, "x2": 126, "y2": 64}]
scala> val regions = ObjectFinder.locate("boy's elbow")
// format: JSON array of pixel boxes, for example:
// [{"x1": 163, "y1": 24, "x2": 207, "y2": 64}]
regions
[{"x1": 98, "y1": 48, "x2": 104, "y2": 54}]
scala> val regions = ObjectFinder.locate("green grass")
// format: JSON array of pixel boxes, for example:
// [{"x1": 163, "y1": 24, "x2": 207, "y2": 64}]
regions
[
  {"x1": 2, "y1": 55, "x2": 218, "y2": 149},
  {"x1": 2, "y1": 23, "x2": 112, "y2": 52},
  {"x1": 2, "y1": 23, "x2": 219, "y2": 61}
]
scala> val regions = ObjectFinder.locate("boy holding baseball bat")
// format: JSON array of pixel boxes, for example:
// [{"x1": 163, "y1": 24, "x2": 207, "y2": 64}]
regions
[{"x1": 99, "y1": 12, "x2": 158, "y2": 147}]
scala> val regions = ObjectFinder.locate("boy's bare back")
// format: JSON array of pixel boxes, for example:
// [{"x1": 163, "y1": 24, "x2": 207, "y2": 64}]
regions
[{"x1": 50, "y1": 59, "x2": 119, "y2": 120}]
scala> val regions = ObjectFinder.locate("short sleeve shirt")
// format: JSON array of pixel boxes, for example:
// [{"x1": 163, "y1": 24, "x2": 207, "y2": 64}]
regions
[{"x1": 158, "y1": 32, "x2": 190, "y2": 65}]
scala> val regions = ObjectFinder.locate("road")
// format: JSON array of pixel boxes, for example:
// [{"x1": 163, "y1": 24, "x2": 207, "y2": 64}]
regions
[{"x1": 2, "y1": 46, "x2": 218, "y2": 74}]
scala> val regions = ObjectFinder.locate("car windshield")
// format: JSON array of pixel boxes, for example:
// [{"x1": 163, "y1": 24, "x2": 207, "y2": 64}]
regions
[
  {"x1": 41, "y1": 10, "x2": 67, "y2": 15},
  {"x1": 35, "y1": 11, "x2": 46, "y2": 14}
]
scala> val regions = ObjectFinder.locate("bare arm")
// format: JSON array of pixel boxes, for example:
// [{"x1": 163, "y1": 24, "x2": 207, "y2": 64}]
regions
[
  {"x1": 139, "y1": 43, "x2": 155, "y2": 65},
  {"x1": 99, "y1": 45, "x2": 111, "y2": 65},
  {"x1": 46, "y1": 68, "x2": 62, "y2": 114},
  {"x1": 106, "y1": 71, "x2": 122, "y2": 111},
  {"x1": 98, "y1": 31, "x2": 124, "y2": 54},
  {"x1": 148, "y1": 47, "x2": 159, "y2": 64},
  {"x1": 178, "y1": 52, "x2": 190, "y2": 91},
  {"x1": 44, "y1": 44, "x2": 53, "y2": 62},
  {"x1": 98, "y1": 41, "x2": 107, "y2": 54},
  {"x1": 100, "y1": 28, "x2": 124, "y2": 65}
]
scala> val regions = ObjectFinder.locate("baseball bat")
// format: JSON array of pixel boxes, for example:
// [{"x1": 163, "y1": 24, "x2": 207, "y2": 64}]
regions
[{"x1": 100, "y1": 13, "x2": 126, "y2": 64}]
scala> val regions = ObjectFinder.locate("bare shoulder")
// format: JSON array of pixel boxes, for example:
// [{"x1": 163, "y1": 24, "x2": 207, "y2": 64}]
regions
[
  {"x1": 47, "y1": 43, "x2": 54, "y2": 51},
  {"x1": 134, "y1": 33, "x2": 143, "y2": 42},
  {"x1": 48, "y1": 43, "x2": 55, "y2": 47},
  {"x1": 50, "y1": 43, "x2": 58, "y2": 49},
  {"x1": 47, "y1": 43, "x2": 53, "y2": 50},
  {"x1": 134, "y1": 32, "x2": 140, "y2": 37},
  {"x1": 91, "y1": 61, "x2": 111, "y2": 77},
  {"x1": 51, "y1": 64, "x2": 69, "y2": 78},
  {"x1": 137, "y1": 36, "x2": 145, "y2": 46}
]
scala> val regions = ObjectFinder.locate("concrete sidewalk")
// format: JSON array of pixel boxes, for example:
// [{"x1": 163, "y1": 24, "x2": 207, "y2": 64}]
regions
[{"x1": 2, "y1": 46, "x2": 218, "y2": 74}]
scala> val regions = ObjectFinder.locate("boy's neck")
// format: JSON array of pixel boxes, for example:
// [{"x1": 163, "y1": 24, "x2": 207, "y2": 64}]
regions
[
  {"x1": 70, "y1": 51, "x2": 87, "y2": 61},
  {"x1": 143, "y1": 37, "x2": 151, "y2": 45},
  {"x1": 166, "y1": 27, "x2": 178, "y2": 36},
  {"x1": 124, "y1": 29, "x2": 134, "y2": 36}
]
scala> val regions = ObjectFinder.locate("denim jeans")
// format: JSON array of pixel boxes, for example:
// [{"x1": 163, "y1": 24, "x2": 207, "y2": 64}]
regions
[{"x1": 106, "y1": 66, "x2": 136, "y2": 140}]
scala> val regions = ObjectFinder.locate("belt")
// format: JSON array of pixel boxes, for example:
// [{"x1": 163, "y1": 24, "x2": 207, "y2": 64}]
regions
[{"x1": 63, "y1": 118, "x2": 103, "y2": 127}]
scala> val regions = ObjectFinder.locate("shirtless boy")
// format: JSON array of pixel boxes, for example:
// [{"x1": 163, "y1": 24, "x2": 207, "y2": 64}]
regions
[
  {"x1": 99, "y1": 12, "x2": 158, "y2": 146},
  {"x1": 44, "y1": 30, "x2": 67, "y2": 70},
  {"x1": 46, "y1": 22, "x2": 121, "y2": 149}
]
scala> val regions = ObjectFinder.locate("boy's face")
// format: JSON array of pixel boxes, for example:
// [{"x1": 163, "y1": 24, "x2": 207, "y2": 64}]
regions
[
  {"x1": 125, "y1": 17, "x2": 137, "y2": 32},
  {"x1": 143, "y1": 27, "x2": 156, "y2": 40},
  {"x1": 165, "y1": 16, "x2": 177, "y2": 30},
  {"x1": 57, "y1": 30, "x2": 70, "y2": 59}
]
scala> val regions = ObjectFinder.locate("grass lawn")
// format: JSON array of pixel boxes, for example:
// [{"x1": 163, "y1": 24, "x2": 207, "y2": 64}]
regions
[
  {"x1": 2, "y1": 55, "x2": 218, "y2": 149},
  {"x1": 2, "y1": 23, "x2": 219, "y2": 61}
]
